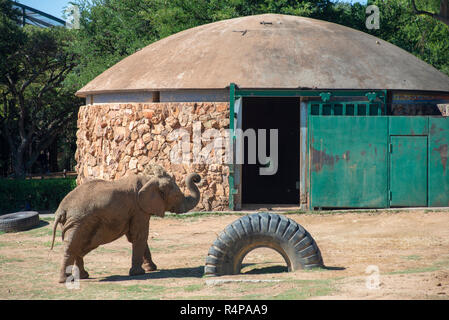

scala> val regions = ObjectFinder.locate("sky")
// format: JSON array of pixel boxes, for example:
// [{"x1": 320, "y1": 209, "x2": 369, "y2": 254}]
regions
[
  {"x1": 15, "y1": 0, "x2": 368, "y2": 21},
  {"x1": 16, "y1": 0, "x2": 72, "y2": 20}
]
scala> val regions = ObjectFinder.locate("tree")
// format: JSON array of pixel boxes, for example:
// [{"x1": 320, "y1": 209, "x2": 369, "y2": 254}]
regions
[
  {"x1": 0, "y1": 0, "x2": 81, "y2": 178},
  {"x1": 363, "y1": 0, "x2": 449, "y2": 76},
  {"x1": 68, "y1": 0, "x2": 342, "y2": 89},
  {"x1": 411, "y1": 0, "x2": 449, "y2": 26},
  {"x1": 65, "y1": 0, "x2": 158, "y2": 91}
]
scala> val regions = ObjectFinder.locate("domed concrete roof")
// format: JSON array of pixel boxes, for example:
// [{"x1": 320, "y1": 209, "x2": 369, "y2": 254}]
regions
[{"x1": 76, "y1": 13, "x2": 449, "y2": 97}]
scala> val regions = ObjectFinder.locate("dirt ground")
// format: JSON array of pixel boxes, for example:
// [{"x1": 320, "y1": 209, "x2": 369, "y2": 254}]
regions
[{"x1": 0, "y1": 209, "x2": 448, "y2": 300}]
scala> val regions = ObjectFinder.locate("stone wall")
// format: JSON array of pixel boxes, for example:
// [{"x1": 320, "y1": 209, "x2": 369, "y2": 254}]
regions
[{"x1": 75, "y1": 102, "x2": 230, "y2": 211}]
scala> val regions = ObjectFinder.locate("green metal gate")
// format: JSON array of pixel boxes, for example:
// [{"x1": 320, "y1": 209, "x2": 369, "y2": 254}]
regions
[
  {"x1": 429, "y1": 118, "x2": 449, "y2": 207},
  {"x1": 310, "y1": 113, "x2": 449, "y2": 209},
  {"x1": 310, "y1": 115, "x2": 388, "y2": 208}
]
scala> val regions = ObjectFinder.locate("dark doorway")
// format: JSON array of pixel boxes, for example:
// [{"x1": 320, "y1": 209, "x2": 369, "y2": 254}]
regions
[{"x1": 241, "y1": 97, "x2": 300, "y2": 204}]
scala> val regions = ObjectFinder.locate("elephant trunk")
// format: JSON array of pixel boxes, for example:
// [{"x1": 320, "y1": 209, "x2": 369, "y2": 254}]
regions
[{"x1": 179, "y1": 173, "x2": 201, "y2": 213}]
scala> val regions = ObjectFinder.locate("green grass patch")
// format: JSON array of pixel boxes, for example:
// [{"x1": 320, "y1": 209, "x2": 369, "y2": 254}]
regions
[
  {"x1": 271, "y1": 279, "x2": 335, "y2": 299},
  {"x1": 184, "y1": 295, "x2": 228, "y2": 300},
  {"x1": 120, "y1": 284, "x2": 167, "y2": 294},
  {"x1": 42, "y1": 241, "x2": 61, "y2": 248},
  {"x1": 94, "y1": 246, "x2": 121, "y2": 254},
  {"x1": 240, "y1": 293, "x2": 266, "y2": 299},
  {"x1": 0, "y1": 255, "x2": 25, "y2": 265},
  {"x1": 163, "y1": 211, "x2": 241, "y2": 220},
  {"x1": 183, "y1": 284, "x2": 203, "y2": 292},
  {"x1": 403, "y1": 255, "x2": 421, "y2": 261},
  {"x1": 24, "y1": 226, "x2": 60, "y2": 238},
  {"x1": 0, "y1": 242, "x2": 9, "y2": 248},
  {"x1": 389, "y1": 257, "x2": 449, "y2": 275},
  {"x1": 388, "y1": 266, "x2": 440, "y2": 275}
]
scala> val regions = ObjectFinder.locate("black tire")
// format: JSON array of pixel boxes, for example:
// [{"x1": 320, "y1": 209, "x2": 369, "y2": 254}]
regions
[
  {"x1": 0, "y1": 211, "x2": 40, "y2": 233},
  {"x1": 204, "y1": 212, "x2": 324, "y2": 276}
]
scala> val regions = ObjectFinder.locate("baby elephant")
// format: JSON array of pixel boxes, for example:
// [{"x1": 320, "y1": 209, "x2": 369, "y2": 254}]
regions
[{"x1": 51, "y1": 164, "x2": 201, "y2": 283}]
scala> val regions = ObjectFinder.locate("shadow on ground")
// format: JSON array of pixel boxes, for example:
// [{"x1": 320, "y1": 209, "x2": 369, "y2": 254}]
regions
[
  {"x1": 100, "y1": 266, "x2": 205, "y2": 282},
  {"x1": 35, "y1": 220, "x2": 49, "y2": 228},
  {"x1": 322, "y1": 266, "x2": 346, "y2": 271},
  {"x1": 242, "y1": 264, "x2": 346, "y2": 274},
  {"x1": 242, "y1": 265, "x2": 288, "y2": 274},
  {"x1": 99, "y1": 263, "x2": 346, "y2": 282}
]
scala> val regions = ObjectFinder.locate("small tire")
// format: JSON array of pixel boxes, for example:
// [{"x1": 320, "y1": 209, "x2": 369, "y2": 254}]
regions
[
  {"x1": 204, "y1": 212, "x2": 324, "y2": 276},
  {"x1": 0, "y1": 211, "x2": 40, "y2": 233}
]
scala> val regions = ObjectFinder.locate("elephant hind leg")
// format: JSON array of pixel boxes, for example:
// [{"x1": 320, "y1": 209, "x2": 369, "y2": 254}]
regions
[
  {"x1": 59, "y1": 252, "x2": 75, "y2": 284},
  {"x1": 76, "y1": 256, "x2": 89, "y2": 279}
]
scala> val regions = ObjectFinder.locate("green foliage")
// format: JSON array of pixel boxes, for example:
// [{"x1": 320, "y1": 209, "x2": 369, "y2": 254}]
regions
[
  {"x1": 0, "y1": 178, "x2": 77, "y2": 214},
  {"x1": 1, "y1": 0, "x2": 83, "y2": 177},
  {"x1": 0, "y1": 0, "x2": 25, "y2": 74},
  {"x1": 65, "y1": 0, "x2": 158, "y2": 90},
  {"x1": 367, "y1": 0, "x2": 449, "y2": 76}
]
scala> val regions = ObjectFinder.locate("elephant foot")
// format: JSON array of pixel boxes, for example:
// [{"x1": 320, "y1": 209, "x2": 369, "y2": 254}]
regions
[
  {"x1": 79, "y1": 270, "x2": 89, "y2": 279},
  {"x1": 58, "y1": 275, "x2": 67, "y2": 284},
  {"x1": 143, "y1": 262, "x2": 157, "y2": 272},
  {"x1": 129, "y1": 266, "x2": 145, "y2": 277}
]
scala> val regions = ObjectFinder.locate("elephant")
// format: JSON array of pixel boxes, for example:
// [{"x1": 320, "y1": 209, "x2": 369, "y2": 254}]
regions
[{"x1": 50, "y1": 164, "x2": 201, "y2": 283}]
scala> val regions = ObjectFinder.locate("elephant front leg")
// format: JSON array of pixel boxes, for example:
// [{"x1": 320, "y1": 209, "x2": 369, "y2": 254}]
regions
[
  {"x1": 129, "y1": 240, "x2": 146, "y2": 276},
  {"x1": 142, "y1": 244, "x2": 157, "y2": 272},
  {"x1": 76, "y1": 256, "x2": 89, "y2": 279}
]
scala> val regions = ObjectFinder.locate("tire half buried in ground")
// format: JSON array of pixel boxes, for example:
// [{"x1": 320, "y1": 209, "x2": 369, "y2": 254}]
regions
[
  {"x1": 0, "y1": 211, "x2": 40, "y2": 233},
  {"x1": 204, "y1": 212, "x2": 324, "y2": 276}
]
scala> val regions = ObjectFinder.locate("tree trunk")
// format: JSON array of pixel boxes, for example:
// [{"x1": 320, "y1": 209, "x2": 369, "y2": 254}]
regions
[
  {"x1": 411, "y1": 0, "x2": 449, "y2": 26},
  {"x1": 49, "y1": 139, "x2": 59, "y2": 172},
  {"x1": 11, "y1": 150, "x2": 26, "y2": 179},
  {"x1": 439, "y1": 0, "x2": 449, "y2": 25}
]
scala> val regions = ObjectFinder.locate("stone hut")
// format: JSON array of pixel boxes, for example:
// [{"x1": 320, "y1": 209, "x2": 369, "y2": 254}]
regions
[{"x1": 75, "y1": 14, "x2": 449, "y2": 211}]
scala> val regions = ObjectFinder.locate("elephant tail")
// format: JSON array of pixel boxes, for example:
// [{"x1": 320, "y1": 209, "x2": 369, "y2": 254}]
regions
[{"x1": 51, "y1": 209, "x2": 66, "y2": 250}]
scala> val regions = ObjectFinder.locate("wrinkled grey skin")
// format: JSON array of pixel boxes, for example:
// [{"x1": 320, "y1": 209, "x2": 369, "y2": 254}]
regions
[{"x1": 51, "y1": 165, "x2": 201, "y2": 283}]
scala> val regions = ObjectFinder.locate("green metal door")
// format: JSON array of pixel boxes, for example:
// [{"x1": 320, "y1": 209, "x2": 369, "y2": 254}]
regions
[
  {"x1": 429, "y1": 118, "x2": 449, "y2": 207},
  {"x1": 389, "y1": 136, "x2": 428, "y2": 207},
  {"x1": 310, "y1": 116, "x2": 388, "y2": 208}
]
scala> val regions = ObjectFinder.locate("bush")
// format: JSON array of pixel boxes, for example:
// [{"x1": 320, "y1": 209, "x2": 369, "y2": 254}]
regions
[{"x1": 0, "y1": 178, "x2": 77, "y2": 214}]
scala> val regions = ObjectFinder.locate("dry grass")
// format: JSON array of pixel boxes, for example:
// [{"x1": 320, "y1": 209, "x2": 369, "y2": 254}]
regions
[{"x1": 0, "y1": 210, "x2": 448, "y2": 300}]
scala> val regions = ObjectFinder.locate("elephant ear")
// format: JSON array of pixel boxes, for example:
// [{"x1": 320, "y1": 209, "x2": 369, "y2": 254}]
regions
[{"x1": 137, "y1": 179, "x2": 165, "y2": 217}]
